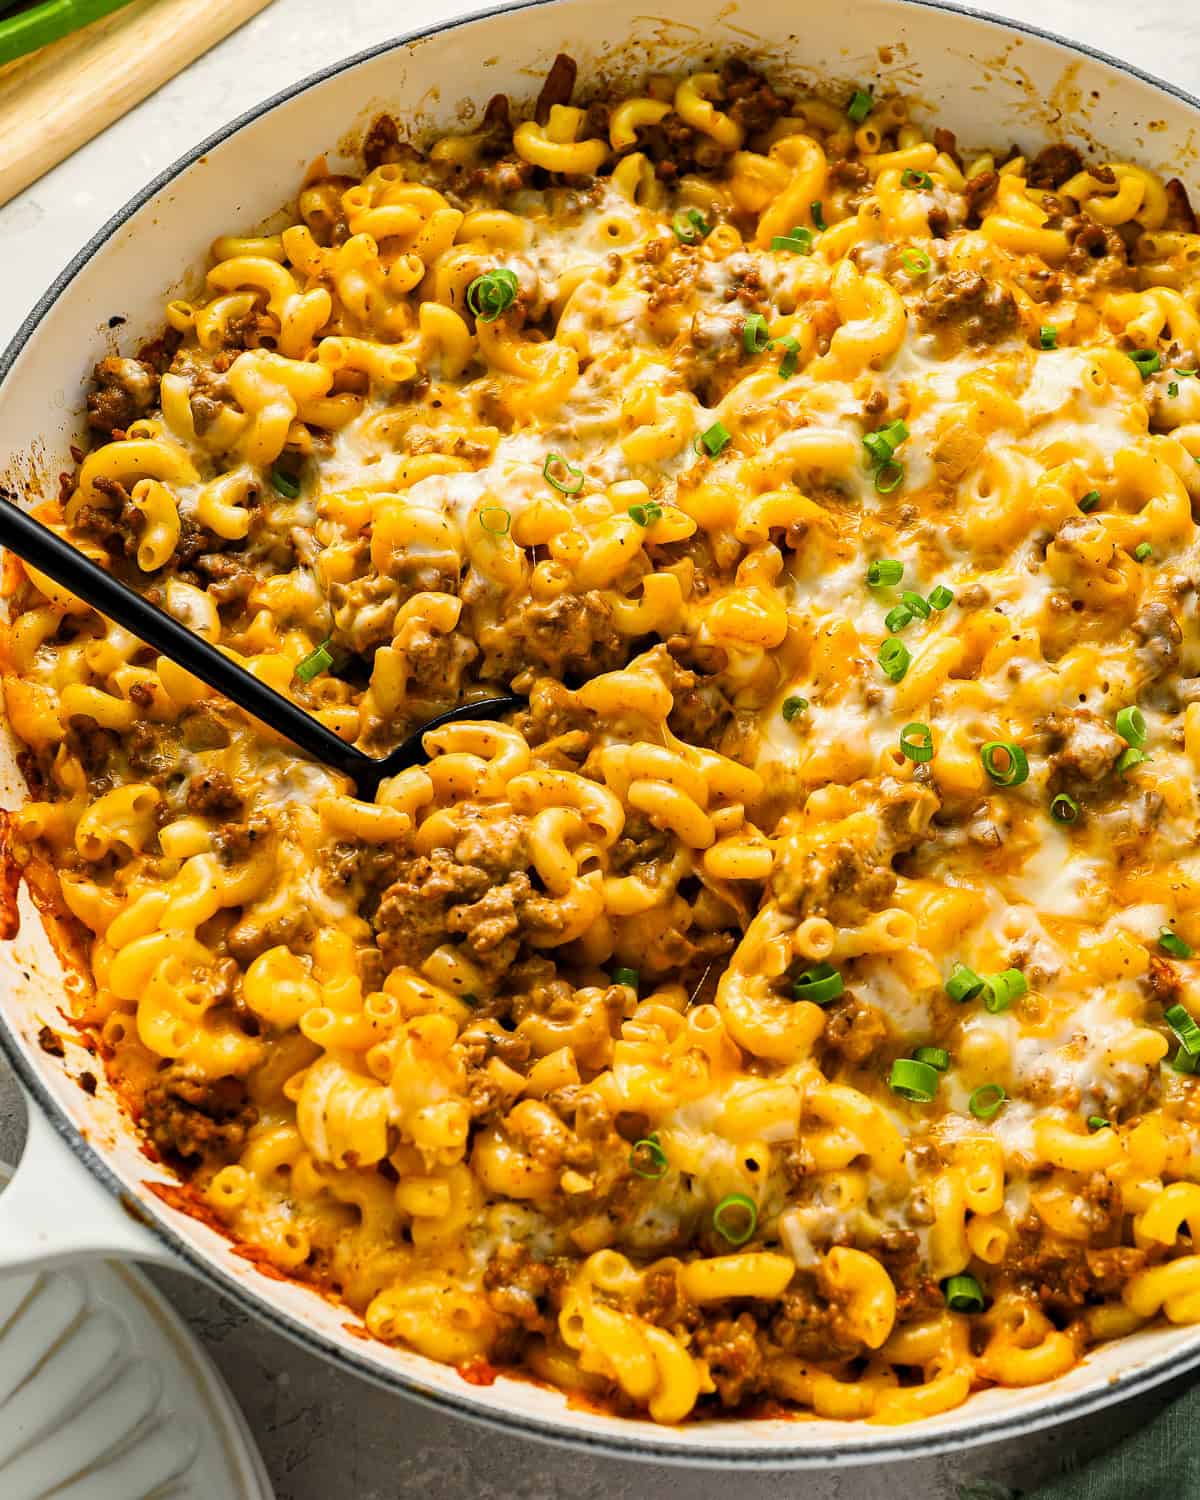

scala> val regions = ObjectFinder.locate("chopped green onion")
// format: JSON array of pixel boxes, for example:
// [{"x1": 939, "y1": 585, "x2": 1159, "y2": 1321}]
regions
[
  {"x1": 270, "y1": 468, "x2": 300, "y2": 499},
  {"x1": 878, "y1": 637, "x2": 911, "y2": 682},
  {"x1": 914, "y1": 1045, "x2": 950, "y2": 1071},
  {"x1": 294, "y1": 641, "x2": 332, "y2": 683},
  {"x1": 479, "y1": 505, "x2": 511, "y2": 536},
  {"x1": 946, "y1": 963, "x2": 984, "y2": 1003},
  {"x1": 1134, "y1": 542, "x2": 1153, "y2": 562},
  {"x1": 901, "y1": 590, "x2": 931, "y2": 620},
  {"x1": 792, "y1": 962, "x2": 844, "y2": 1005},
  {"x1": 810, "y1": 200, "x2": 826, "y2": 231},
  {"x1": 467, "y1": 267, "x2": 519, "y2": 321},
  {"x1": 698, "y1": 420, "x2": 731, "y2": 457},
  {"x1": 863, "y1": 419, "x2": 909, "y2": 465},
  {"x1": 884, "y1": 603, "x2": 914, "y2": 633},
  {"x1": 868, "y1": 558, "x2": 904, "y2": 588},
  {"x1": 928, "y1": 584, "x2": 954, "y2": 610},
  {"x1": 1050, "y1": 792, "x2": 1080, "y2": 823},
  {"x1": 543, "y1": 453, "x2": 584, "y2": 494},
  {"x1": 901, "y1": 249, "x2": 932, "y2": 275},
  {"x1": 743, "y1": 313, "x2": 771, "y2": 354},
  {"x1": 901, "y1": 168, "x2": 934, "y2": 189},
  {"x1": 1115, "y1": 705, "x2": 1147, "y2": 747},
  {"x1": 984, "y1": 968, "x2": 1027, "y2": 1013},
  {"x1": 628, "y1": 501, "x2": 663, "y2": 527},
  {"x1": 980, "y1": 741, "x2": 1030, "y2": 787},
  {"x1": 847, "y1": 89, "x2": 873, "y2": 124},
  {"x1": 969, "y1": 1083, "x2": 1006, "y2": 1120},
  {"x1": 772, "y1": 334, "x2": 801, "y2": 378},
  {"x1": 1087, "y1": 1116, "x2": 1110, "y2": 1131},
  {"x1": 630, "y1": 1137, "x2": 668, "y2": 1179},
  {"x1": 1159, "y1": 928, "x2": 1194, "y2": 960},
  {"x1": 612, "y1": 966, "x2": 639, "y2": 991},
  {"x1": 713, "y1": 1193, "x2": 758, "y2": 1245},
  {"x1": 943, "y1": 1273, "x2": 985, "y2": 1312},
  {"x1": 770, "y1": 227, "x2": 813, "y2": 254},
  {"x1": 1039, "y1": 325, "x2": 1059, "y2": 350},
  {"x1": 1078, "y1": 490, "x2": 1101, "y2": 512},
  {"x1": 874, "y1": 460, "x2": 905, "y2": 494},
  {"x1": 672, "y1": 207, "x2": 711, "y2": 244},
  {"x1": 900, "y1": 722, "x2": 934, "y2": 763},
  {"x1": 1116, "y1": 746, "x2": 1150, "y2": 774},
  {"x1": 1172, "y1": 1047, "x2": 1200, "y2": 1075},
  {"x1": 1177, "y1": 368, "x2": 1197, "y2": 377},
  {"x1": 889, "y1": 1057, "x2": 939, "y2": 1102},
  {"x1": 1169, "y1": 381, "x2": 1180, "y2": 398},
  {"x1": 1128, "y1": 348, "x2": 1162, "y2": 379},
  {"x1": 781, "y1": 695, "x2": 809, "y2": 722},
  {"x1": 1165, "y1": 1003, "x2": 1200, "y2": 1056}
]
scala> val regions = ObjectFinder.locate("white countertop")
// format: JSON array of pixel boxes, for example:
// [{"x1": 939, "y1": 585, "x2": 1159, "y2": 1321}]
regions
[{"x1": 1, "y1": 0, "x2": 1198, "y2": 1494}]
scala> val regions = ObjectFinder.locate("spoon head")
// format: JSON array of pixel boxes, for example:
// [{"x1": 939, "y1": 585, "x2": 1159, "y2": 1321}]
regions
[{"x1": 358, "y1": 694, "x2": 527, "y2": 798}]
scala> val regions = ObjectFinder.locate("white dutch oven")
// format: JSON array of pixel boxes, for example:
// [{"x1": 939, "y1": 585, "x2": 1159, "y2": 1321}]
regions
[{"x1": 1, "y1": 0, "x2": 1199, "y2": 1466}]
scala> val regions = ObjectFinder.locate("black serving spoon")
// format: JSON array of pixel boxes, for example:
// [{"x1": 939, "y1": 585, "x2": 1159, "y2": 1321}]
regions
[{"x1": 0, "y1": 499, "x2": 524, "y2": 801}]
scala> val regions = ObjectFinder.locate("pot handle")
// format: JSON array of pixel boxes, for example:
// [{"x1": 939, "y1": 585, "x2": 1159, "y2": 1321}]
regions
[{"x1": 0, "y1": 1092, "x2": 179, "y2": 1274}]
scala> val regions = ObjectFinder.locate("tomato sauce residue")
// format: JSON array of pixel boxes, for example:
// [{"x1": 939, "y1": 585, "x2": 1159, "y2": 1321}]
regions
[{"x1": 457, "y1": 1356, "x2": 498, "y2": 1387}]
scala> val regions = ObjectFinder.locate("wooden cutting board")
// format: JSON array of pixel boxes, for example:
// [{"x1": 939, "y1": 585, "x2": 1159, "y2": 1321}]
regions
[{"x1": 0, "y1": 0, "x2": 275, "y2": 209}]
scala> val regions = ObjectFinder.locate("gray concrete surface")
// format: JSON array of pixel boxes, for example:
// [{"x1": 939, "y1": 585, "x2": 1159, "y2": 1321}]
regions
[{"x1": 1, "y1": 0, "x2": 1198, "y2": 1492}]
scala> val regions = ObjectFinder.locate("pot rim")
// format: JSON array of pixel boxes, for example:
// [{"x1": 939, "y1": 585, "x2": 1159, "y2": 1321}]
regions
[{"x1": 3, "y1": 0, "x2": 1200, "y2": 1464}]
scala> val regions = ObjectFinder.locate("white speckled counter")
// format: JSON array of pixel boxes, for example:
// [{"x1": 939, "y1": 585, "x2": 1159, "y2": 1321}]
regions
[{"x1": 2, "y1": 1, "x2": 1199, "y2": 1493}]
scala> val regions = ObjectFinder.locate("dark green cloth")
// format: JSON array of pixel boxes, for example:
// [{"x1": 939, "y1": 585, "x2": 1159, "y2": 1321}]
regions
[{"x1": 960, "y1": 1382, "x2": 1200, "y2": 1500}]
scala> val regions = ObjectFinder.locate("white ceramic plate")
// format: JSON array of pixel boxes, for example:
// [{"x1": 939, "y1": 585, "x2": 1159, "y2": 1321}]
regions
[{"x1": 0, "y1": 1164, "x2": 273, "y2": 1500}]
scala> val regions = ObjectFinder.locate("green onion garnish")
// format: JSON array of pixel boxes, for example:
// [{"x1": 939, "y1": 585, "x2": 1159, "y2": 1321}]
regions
[
  {"x1": 1115, "y1": 705, "x2": 1146, "y2": 747},
  {"x1": 980, "y1": 741, "x2": 1030, "y2": 786},
  {"x1": 270, "y1": 468, "x2": 300, "y2": 499},
  {"x1": 928, "y1": 584, "x2": 954, "y2": 610},
  {"x1": 863, "y1": 419, "x2": 909, "y2": 465},
  {"x1": 946, "y1": 963, "x2": 983, "y2": 1003},
  {"x1": 612, "y1": 966, "x2": 639, "y2": 990},
  {"x1": 1116, "y1": 746, "x2": 1150, "y2": 774},
  {"x1": 983, "y1": 968, "x2": 1027, "y2": 1013},
  {"x1": 713, "y1": 1193, "x2": 758, "y2": 1245},
  {"x1": 770, "y1": 226, "x2": 813, "y2": 254},
  {"x1": 1173, "y1": 1048, "x2": 1200, "y2": 1075},
  {"x1": 792, "y1": 962, "x2": 844, "y2": 1005},
  {"x1": 810, "y1": 200, "x2": 826, "y2": 231},
  {"x1": 847, "y1": 89, "x2": 873, "y2": 123},
  {"x1": 914, "y1": 1045, "x2": 950, "y2": 1071},
  {"x1": 628, "y1": 501, "x2": 663, "y2": 527},
  {"x1": 1169, "y1": 381, "x2": 1180, "y2": 399},
  {"x1": 1159, "y1": 928, "x2": 1194, "y2": 960},
  {"x1": 698, "y1": 421, "x2": 731, "y2": 457},
  {"x1": 1166, "y1": 1003, "x2": 1200, "y2": 1055},
  {"x1": 630, "y1": 1137, "x2": 668, "y2": 1179},
  {"x1": 889, "y1": 1057, "x2": 939, "y2": 1102},
  {"x1": 901, "y1": 590, "x2": 931, "y2": 620},
  {"x1": 479, "y1": 506, "x2": 511, "y2": 535},
  {"x1": 1039, "y1": 325, "x2": 1058, "y2": 350},
  {"x1": 543, "y1": 453, "x2": 584, "y2": 494},
  {"x1": 884, "y1": 603, "x2": 914, "y2": 633},
  {"x1": 900, "y1": 722, "x2": 934, "y2": 763},
  {"x1": 868, "y1": 558, "x2": 904, "y2": 588},
  {"x1": 743, "y1": 313, "x2": 770, "y2": 354},
  {"x1": 901, "y1": 249, "x2": 932, "y2": 275},
  {"x1": 969, "y1": 1083, "x2": 1006, "y2": 1119},
  {"x1": 878, "y1": 637, "x2": 911, "y2": 682},
  {"x1": 673, "y1": 207, "x2": 711, "y2": 244},
  {"x1": 1087, "y1": 1116, "x2": 1111, "y2": 1131},
  {"x1": 1128, "y1": 348, "x2": 1162, "y2": 379},
  {"x1": 943, "y1": 1273, "x2": 985, "y2": 1312},
  {"x1": 467, "y1": 267, "x2": 519, "y2": 321},
  {"x1": 1050, "y1": 792, "x2": 1080, "y2": 823},
  {"x1": 1134, "y1": 542, "x2": 1153, "y2": 562},
  {"x1": 1078, "y1": 490, "x2": 1101, "y2": 512},
  {"x1": 781, "y1": 695, "x2": 809, "y2": 722},
  {"x1": 875, "y1": 460, "x2": 905, "y2": 494},
  {"x1": 773, "y1": 334, "x2": 801, "y2": 378},
  {"x1": 294, "y1": 641, "x2": 332, "y2": 683},
  {"x1": 901, "y1": 168, "x2": 934, "y2": 189}
]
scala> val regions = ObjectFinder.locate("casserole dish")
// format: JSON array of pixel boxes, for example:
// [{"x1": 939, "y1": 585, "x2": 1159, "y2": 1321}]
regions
[{"x1": 1, "y1": 0, "x2": 1200, "y2": 1464}]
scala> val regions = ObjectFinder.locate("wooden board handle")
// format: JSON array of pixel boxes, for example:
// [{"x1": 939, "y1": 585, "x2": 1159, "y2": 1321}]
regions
[{"x1": 0, "y1": 0, "x2": 275, "y2": 209}]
